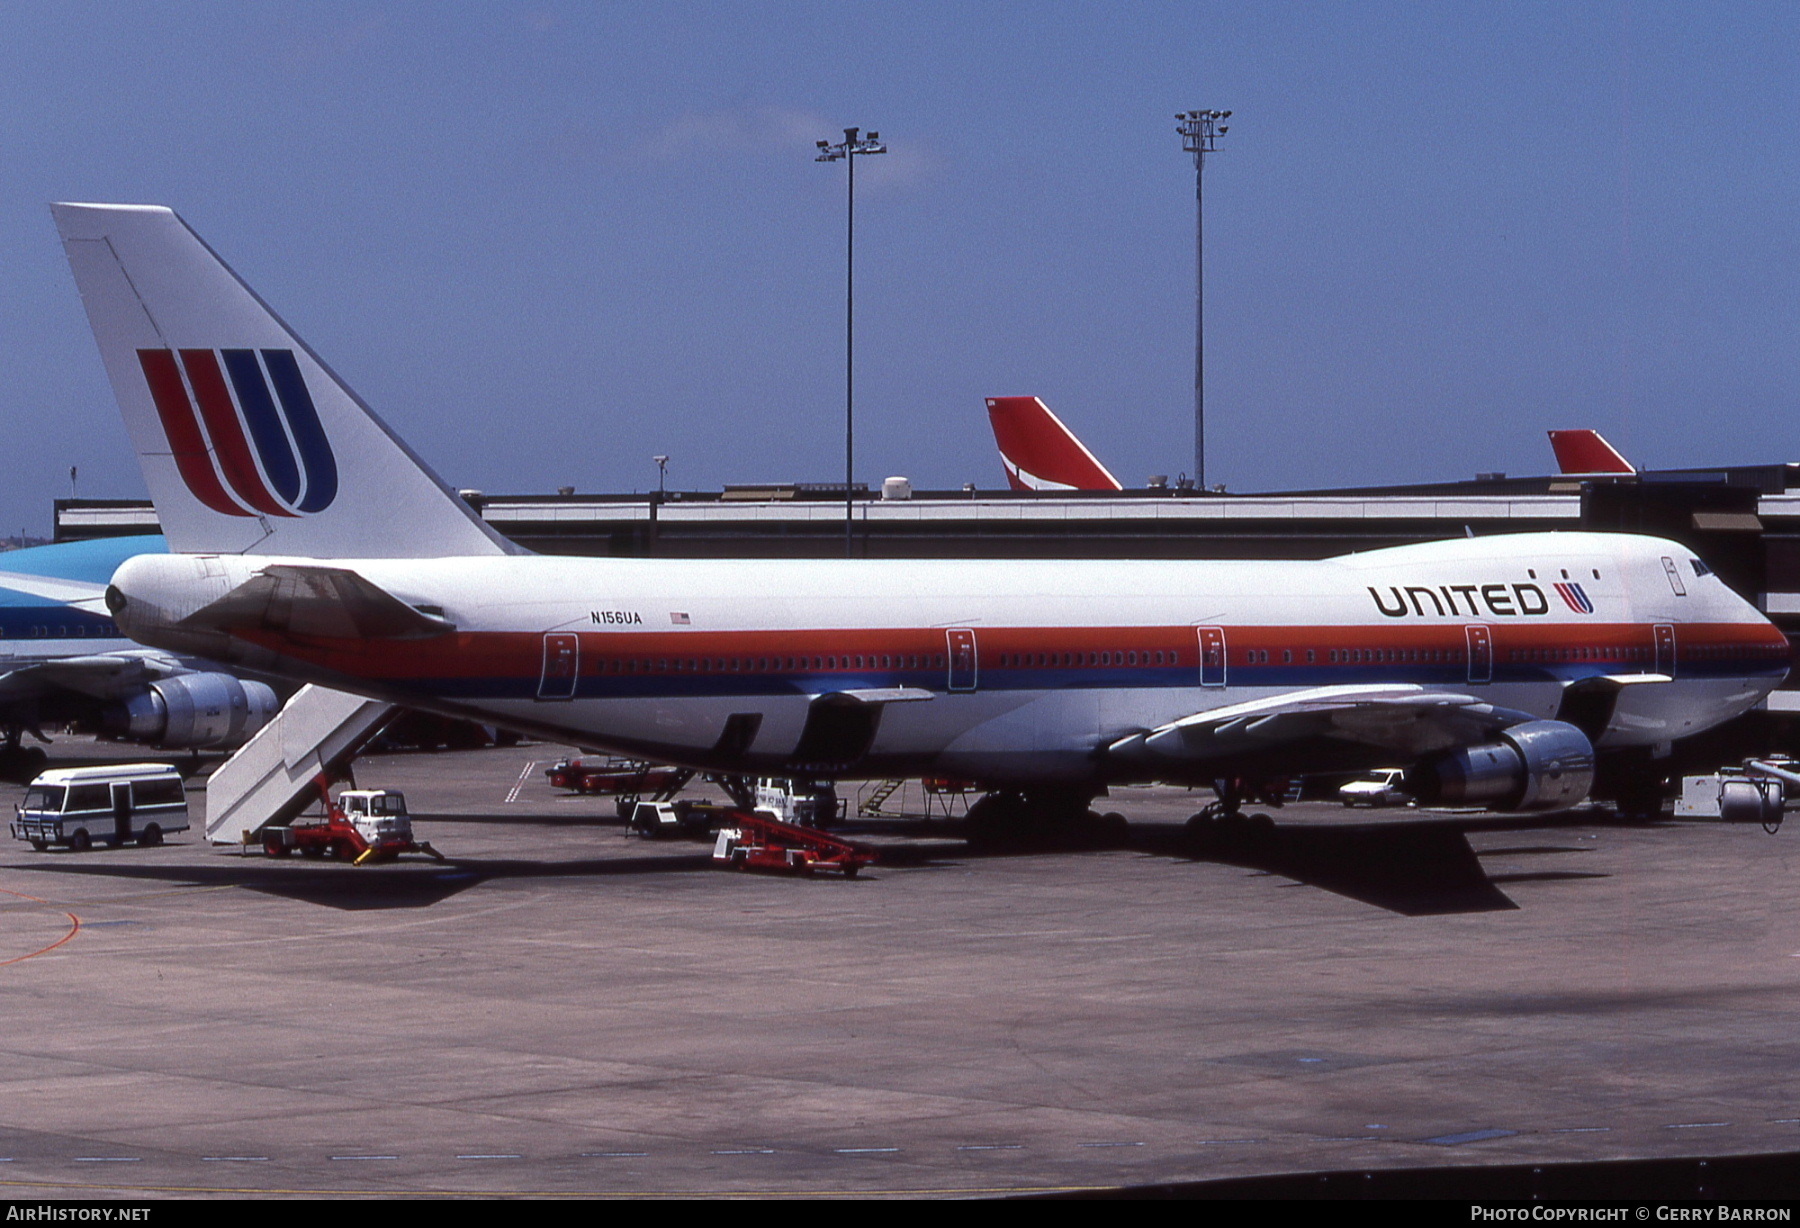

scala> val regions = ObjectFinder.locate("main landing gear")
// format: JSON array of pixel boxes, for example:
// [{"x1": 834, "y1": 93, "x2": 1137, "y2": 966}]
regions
[
  {"x1": 1186, "y1": 777, "x2": 1280, "y2": 849},
  {"x1": 963, "y1": 788, "x2": 1128, "y2": 850},
  {"x1": 1594, "y1": 750, "x2": 1669, "y2": 824},
  {"x1": 0, "y1": 730, "x2": 48, "y2": 783}
]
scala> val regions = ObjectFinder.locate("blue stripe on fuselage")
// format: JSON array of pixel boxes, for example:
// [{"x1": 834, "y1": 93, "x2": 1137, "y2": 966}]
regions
[{"x1": 381, "y1": 656, "x2": 1787, "y2": 703}]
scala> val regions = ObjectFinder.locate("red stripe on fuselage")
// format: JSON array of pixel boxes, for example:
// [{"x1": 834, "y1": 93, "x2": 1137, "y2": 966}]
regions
[{"x1": 224, "y1": 621, "x2": 1790, "y2": 683}]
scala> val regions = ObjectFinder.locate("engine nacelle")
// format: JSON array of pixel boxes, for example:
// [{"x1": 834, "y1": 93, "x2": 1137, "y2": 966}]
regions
[
  {"x1": 101, "y1": 673, "x2": 280, "y2": 749},
  {"x1": 1406, "y1": 720, "x2": 1595, "y2": 812}
]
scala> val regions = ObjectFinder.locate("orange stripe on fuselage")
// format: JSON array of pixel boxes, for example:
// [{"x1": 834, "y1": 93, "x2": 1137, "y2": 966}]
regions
[{"x1": 225, "y1": 621, "x2": 1790, "y2": 681}]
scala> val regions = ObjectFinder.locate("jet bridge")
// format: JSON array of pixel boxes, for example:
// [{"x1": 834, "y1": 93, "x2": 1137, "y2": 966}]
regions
[{"x1": 203, "y1": 684, "x2": 395, "y2": 845}]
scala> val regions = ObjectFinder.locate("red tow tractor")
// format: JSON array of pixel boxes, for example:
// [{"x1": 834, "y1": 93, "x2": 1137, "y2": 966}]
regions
[
  {"x1": 261, "y1": 788, "x2": 444, "y2": 866},
  {"x1": 545, "y1": 757, "x2": 691, "y2": 798},
  {"x1": 711, "y1": 809, "x2": 876, "y2": 877}
]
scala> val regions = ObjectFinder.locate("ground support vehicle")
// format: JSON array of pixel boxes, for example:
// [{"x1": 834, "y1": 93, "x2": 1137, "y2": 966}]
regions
[
  {"x1": 752, "y1": 777, "x2": 844, "y2": 828},
  {"x1": 11, "y1": 763, "x2": 189, "y2": 851},
  {"x1": 712, "y1": 810, "x2": 876, "y2": 877},
  {"x1": 627, "y1": 799, "x2": 726, "y2": 840},
  {"x1": 857, "y1": 776, "x2": 979, "y2": 819},
  {"x1": 545, "y1": 756, "x2": 691, "y2": 797},
  {"x1": 1338, "y1": 769, "x2": 1411, "y2": 808},
  {"x1": 260, "y1": 789, "x2": 444, "y2": 865},
  {"x1": 1676, "y1": 758, "x2": 1795, "y2": 829}
]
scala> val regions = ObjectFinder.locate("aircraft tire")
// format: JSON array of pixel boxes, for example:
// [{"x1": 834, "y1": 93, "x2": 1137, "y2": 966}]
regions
[
  {"x1": 964, "y1": 791, "x2": 1027, "y2": 848},
  {"x1": 1612, "y1": 778, "x2": 1665, "y2": 823}
]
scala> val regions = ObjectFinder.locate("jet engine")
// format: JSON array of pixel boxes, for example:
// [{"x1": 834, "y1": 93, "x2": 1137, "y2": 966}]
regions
[
  {"x1": 1405, "y1": 719, "x2": 1595, "y2": 812},
  {"x1": 100, "y1": 674, "x2": 280, "y2": 749}
]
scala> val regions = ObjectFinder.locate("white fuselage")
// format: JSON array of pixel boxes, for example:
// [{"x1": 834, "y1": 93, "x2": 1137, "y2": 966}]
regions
[{"x1": 108, "y1": 532, "x2": 1788, "y2": 785}]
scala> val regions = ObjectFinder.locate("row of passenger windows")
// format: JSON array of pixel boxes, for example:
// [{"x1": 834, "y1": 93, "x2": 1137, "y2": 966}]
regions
[
  {"x1": 995, "y1": 647, "x2": 1475, "y2": 667},
  {"x1": 0, "y1": 623, "x2": 119, "y2": 639},
  {"x1": 985, "y1": 644, "x2": 1772, "y2": 668},
  {"x1": 595, "y1": 654, "x2": 949, "y2": 675},
  {"x1": 998, "y1": 648, "x2": 1469, "y2": 666},
  {"x1": 582, "y1": 640, "x2": 1780, "y2": 677},
  {"x1": 997, "y1": 651, "x2": 1176, "y2": 668},
  {"x1": 1690, "y1": 643, "x2": 1788, "y2": 660},
  {"x1": 1510, "y1": 646, "x2": 1649, "y2": 664}
]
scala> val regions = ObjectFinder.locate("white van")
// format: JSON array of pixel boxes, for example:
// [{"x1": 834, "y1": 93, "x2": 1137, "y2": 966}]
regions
[{"x1": 11, "y1": 764, "x2": 190, "y2": 851}]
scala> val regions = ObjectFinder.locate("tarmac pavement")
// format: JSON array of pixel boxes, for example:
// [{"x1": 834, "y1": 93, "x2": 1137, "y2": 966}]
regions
[{"x1": 1, "y1": 739, "x2": 1798, "y2": 1198}]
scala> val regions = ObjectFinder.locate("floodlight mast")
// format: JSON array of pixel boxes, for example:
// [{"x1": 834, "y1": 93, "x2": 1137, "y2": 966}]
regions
[
  {"x1": 816, "y1": 126, "x2": 887, "y2": 556},
  {"x1": 1177, "y1": 109, "x2": 1230, "y2": 491}
]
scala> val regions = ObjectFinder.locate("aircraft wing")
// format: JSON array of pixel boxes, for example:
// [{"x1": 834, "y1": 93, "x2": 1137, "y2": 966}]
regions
[
  {"x1": 1106, "y1": 684, "x2": 1539, "y2": 766},
  {"x1": 0, "y1": 651, "x2": 196, "y2": 703},
  {"x1": 183, "y1": 565, "x2": 456, "y2": 641},
  {"x1": 0, "y1": 569, "x2": 109, "y2": 613}
]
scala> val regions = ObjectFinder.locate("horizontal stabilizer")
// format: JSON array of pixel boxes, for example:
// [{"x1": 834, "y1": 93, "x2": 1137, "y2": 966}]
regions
[{"x1": 183, "y1": 565, "x2": 456, "y2": 641}]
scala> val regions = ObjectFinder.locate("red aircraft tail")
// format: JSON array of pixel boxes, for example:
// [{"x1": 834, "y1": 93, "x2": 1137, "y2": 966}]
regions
[
  {"x1": 1548, "y1": 430, "x2": 1635, "y2": 476},
  {"x1": 986, "y1": 397, "x2": 1123, "y2": 491}
]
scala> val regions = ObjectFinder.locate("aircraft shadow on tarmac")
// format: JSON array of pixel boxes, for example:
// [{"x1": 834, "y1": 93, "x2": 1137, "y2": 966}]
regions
[
  {"x1": 1160, "y1": 816, "x2": 1620, "y2": 915},
  {"x1": 1163, "y1": 821, "x2": 1526, "y2": 916},
  {"x1": 6, "y1": 812, "x2": 1611, "y2": 916},
  {"x1": 759, "y1": 811, "x2": 1611, "y2": 916},
  {"x1": 7, "y1": 846, "x2": 721, "y2": 911},
  {"x1": 885, "y1": 812, "x2": 1615, "y2": 916}
]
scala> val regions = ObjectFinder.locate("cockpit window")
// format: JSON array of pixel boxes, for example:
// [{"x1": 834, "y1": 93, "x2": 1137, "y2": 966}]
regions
[{"x1": 1691, "y1": 558, "x2": 1713, "y2": 578}]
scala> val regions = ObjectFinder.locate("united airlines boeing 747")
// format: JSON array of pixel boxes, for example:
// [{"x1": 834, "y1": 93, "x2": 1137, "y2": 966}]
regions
[{"x1": 54, "y1": 204, "x2": 1787, "y2": 830}]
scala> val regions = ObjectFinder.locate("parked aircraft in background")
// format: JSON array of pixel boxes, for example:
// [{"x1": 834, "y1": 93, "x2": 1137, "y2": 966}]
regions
[
  {"x1": 0, "y1": 534, "x2": 277, "y2": 777},
  {"x1": 1549, "y1": 430, "x2": 1636, "y2": 476},
  {"x1": 986, "y1": 396, "x2": 1122, "y2": 491},
  {"x1": 57, "y1": 204, "x2": 1788, "y2": 830}
]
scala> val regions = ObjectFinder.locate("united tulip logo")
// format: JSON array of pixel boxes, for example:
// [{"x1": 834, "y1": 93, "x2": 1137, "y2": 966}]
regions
[
  {"x1": 137, "y1": 348, "x2": 337, "y2": 517},
  {"x1": 1554, "y1": 582, "x2": 1595, "y2": 614}
]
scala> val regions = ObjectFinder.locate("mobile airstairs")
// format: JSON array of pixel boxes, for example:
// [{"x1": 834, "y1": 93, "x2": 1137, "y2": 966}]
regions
[{"x1": 203, "y1": 684, "x2": 395, "y2": 846}]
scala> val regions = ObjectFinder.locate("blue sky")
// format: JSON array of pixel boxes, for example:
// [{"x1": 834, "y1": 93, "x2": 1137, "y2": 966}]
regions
[{"x1": 1, "y1": 2, "x2": 1795, "y2": 535}]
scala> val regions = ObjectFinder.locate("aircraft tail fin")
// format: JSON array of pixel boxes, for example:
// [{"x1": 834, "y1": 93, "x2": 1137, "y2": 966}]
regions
[
  {"x1": 52, "y1": 203, "x2": 519, "y2": 558},
  {"x1": 985, "y1": 396, "x2": 1123, "y2": 492},
  {"x1": 1548, "y1": 429, "x2": 1636, "y2": 476}
]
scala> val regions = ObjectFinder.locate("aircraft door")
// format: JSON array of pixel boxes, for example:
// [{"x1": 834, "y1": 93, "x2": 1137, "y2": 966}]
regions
[
  {"x1": 1465, "y1": 624, "x2": 1493, "y2": 684},
  {"x1": 946, "y1": 629, "x2": 978, "y2": 691},
  {"x1": 1655, "y1": 623, "x2": 1677, "y2": 677},
  {"x1": 1197, "y1": 626, "x2": 1227, "y2": 687},
  {"x1": 537, "y1": 632, "x2": 580, "y2": 700}
]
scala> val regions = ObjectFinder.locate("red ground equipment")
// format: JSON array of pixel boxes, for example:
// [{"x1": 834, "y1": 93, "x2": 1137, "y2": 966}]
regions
[
  {"x1": 261, "y1": 788, "x2": 444, "y2": 866},
  {"x1": 711, "y1": 810, "x2": 876, "y2": 877},
  {"x1": 545, "y1": 757, "x2": 691, "y2": 796}
]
